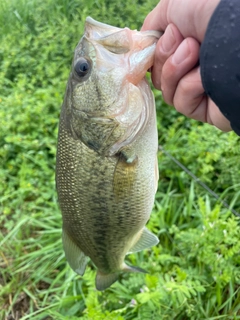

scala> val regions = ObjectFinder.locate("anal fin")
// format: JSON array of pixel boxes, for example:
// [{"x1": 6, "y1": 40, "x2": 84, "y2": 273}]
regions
[
  {"x1": 62, "y1": 228, "x2": 88, "y2": 275},
  {"x1": 128, "y1": 227, "x2": 159, "y2": 254},
  {"x1": 123, "y1": 263, "x2": 148, "y2": 274}
]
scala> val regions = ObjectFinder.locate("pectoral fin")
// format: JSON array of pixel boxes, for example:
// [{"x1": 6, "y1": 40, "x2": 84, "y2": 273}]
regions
[
  {"x1": 128, "y1": 227, "x2": 159, "y2": 254},
  {"x1": 62, "y1": 228, "x2": 89, "y2": 275}
]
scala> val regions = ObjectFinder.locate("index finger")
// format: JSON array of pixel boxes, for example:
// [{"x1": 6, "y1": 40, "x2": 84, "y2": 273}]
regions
[{"x1": 141, "y1": 1, "x2": 168, "y2": 32}]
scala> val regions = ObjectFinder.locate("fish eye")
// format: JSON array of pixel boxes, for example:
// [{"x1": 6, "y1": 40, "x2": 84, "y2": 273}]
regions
[{"x1": 74, "y1": 58, "x2": 91, "y2": 77}]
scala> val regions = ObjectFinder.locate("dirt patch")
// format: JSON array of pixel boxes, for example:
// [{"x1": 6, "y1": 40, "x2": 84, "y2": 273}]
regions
[
  {"x1": 3, "y1": 280, "x2": 52, "y2": 320},
  {"x1": 6, "y1": 292, "x2": 30, "y2": 320}
]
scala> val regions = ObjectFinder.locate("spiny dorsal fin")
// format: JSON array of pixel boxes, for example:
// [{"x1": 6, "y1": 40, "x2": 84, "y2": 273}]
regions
[
  {"x1": 128, "y1": 227, "x2": 159, "y2": 254},
  {"x1": 62, "y1": 228, "x2": 89, "y2": 275}
]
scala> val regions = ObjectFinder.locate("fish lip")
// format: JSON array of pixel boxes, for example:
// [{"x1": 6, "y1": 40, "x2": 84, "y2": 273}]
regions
[
  {"x1": 85, "y1": 16, "x2": 162, "y2": 38},
  {"x1": 140, "y1": 30, "x2": 163, "y2": 39},
  {"x1": 85, "y1": 16, "x2": 162, "y2": 42},
  {"x1": 85, "y1": 16, "x2": 122, "y2": 31}
]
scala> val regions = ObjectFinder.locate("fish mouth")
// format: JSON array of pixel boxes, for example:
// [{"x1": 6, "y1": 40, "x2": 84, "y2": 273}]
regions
[
  {"x1": 127, "y1": 43, "x2": 157, "y2": 85},
  {"x1": 84, "y1": 17, "x2": 162, "y2": 85}
]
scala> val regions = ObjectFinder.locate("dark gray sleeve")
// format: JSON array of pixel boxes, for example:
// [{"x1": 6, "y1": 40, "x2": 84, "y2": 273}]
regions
[{"x1": 200, "y1": 0, "x2": 240, "y2": 135}]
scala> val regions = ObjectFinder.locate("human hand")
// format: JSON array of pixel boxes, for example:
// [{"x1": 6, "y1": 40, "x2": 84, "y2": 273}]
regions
[{"x1": 142, "y1": 0, "x2": 232, "y2": 132}]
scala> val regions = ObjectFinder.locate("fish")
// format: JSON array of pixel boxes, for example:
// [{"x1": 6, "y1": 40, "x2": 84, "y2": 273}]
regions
[{"x1": 56, "y1": 17, "x2": 161, "y2": 291}]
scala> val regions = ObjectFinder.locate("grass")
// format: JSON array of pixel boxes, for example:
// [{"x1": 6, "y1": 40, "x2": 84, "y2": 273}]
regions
[{"x1": 1, "y1": 0, "x2": 240, "y2": 319}]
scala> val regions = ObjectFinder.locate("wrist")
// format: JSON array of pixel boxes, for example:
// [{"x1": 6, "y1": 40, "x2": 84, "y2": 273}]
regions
[{"x1": 194, "y1": 0, "x2": 221, "y2": 41}]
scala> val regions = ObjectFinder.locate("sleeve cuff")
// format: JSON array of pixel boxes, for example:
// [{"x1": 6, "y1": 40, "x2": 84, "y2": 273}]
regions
[{"x1": 200, "y1": 0, "x2": 240, "y2": 135}]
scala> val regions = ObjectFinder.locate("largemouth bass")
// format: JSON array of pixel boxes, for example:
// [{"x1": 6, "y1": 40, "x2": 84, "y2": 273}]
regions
[{"x1": 56, "y1": 17, "x2": 161, "y2": 291}]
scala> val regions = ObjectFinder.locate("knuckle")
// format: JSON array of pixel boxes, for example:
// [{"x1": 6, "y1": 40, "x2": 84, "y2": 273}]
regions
[{"x1": 155, "y1": 38, "x2": 170, "y2": 64}]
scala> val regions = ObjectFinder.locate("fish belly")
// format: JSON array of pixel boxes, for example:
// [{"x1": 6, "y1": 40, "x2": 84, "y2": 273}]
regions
[{"x1": 56, "y1": 96, "x2": 157, "y2": 274}]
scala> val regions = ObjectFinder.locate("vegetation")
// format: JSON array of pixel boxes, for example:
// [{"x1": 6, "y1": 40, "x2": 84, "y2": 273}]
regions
[{"x1": 1, "y1": 0, "x2": 240, "y2": 319}]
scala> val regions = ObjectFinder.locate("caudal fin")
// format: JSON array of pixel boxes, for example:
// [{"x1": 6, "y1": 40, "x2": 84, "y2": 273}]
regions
[
  {"x1": 95, "y1": 263, "x2": 147, "y2": 291},
  {"x1": 95, "y1": 270, "x2": 119, "y2": 291}
]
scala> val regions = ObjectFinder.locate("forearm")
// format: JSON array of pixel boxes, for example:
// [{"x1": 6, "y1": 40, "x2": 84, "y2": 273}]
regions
[{"x1": 200, "y1": 0, "x2": 240, "y2": 135}]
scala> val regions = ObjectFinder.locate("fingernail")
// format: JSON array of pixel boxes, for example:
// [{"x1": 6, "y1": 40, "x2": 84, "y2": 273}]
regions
[
  {"x1": 172, "y1": 40, "x2": 190, "y2": 64},
  {"x1": 161, "y1": 25, "x2": 175, "y2": 53}
]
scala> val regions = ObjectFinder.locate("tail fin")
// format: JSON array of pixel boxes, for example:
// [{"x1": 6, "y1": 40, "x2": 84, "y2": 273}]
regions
[
  {"x1": 95, "y1": 270, "x2": 119, "y2": 291},
  {"x1": 95, "y1": 263, "x2": 147, "y2": 291}
]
